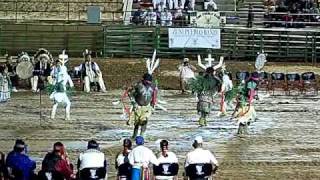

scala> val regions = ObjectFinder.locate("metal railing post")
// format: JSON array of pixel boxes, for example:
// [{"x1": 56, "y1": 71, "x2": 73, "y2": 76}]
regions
[
  {"x1": 260, "y1": 33, "x2": 263, "y2": 52},
  {"x1": 103, "y1": 26, "x2": 106, "y2": 57},
  {"x1": 67, "y1": 2, "x2": 70, "y2": 22},
  {"x1": 15, "y1": 0, "x2": 18, "y2": 22},
  {"x1": 312, "y1": 33, "x2": 316, "y2": 65},
  {"x1": 129, "y1": 27, "x2": 133, "y2": 56},
  {"x1": 305, "y1": 33, "x2": 308, "y2": 62}
]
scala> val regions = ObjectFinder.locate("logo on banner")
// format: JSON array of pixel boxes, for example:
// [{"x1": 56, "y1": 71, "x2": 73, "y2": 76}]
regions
[{"x1": 168, "y1": 28, "x2": 221, "y2": 49}]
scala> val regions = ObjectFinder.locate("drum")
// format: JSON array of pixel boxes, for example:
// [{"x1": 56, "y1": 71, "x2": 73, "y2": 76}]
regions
[
  {"x1": 16, "y1": 61, "x2": 34, "y2": 80},
  {"x1": 17, "y1": 53, "x2": 31, "y2": 63},
  {"x1": 255, "y1": 53, "x2": 267, "y2": 71}
]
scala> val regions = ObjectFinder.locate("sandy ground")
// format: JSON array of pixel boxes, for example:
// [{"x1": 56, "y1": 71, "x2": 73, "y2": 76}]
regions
[
  {"x1": 0, "y1": 89, "x2": 320, "y2": 179},
  {"x1": 67, "y1": 58, "x2": 320, "y2": 90},
  {"x1": 0, "y1": 60, "x2": 320, "y2": 179}
]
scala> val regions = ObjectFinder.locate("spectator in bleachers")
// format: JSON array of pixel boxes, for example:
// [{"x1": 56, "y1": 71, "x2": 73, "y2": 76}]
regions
[
  {"x1": 180, "y1": 0, "x2": 186, "y2": 10},
  {"x1": 132, "y1": 7, "x2": 145, "y2": 25},
  {"x1": 189, "y1": 0, "x2": 196, "y2": 10},
  {"x1": 275, "y1": 0, "x2": 288, "y2": 12},
  {"x1": 161, "y1": 8, "x2": 173, "y2": 26},
  {"x1": 283, "y1": 11, "x2": 293, "y2": 28},
  {"x1": 264, "y1": 0, "x2": 276, "y2": 12},
  {"x1": 173, "y1": 8, "x2": 186, "y2": 26},
  {"x1": 173, "y1": 0, "x2": 179, "y2": 9},
  {"x1": 144, "y1": 7, "x2": 157, "y2": 26},
  {"x1": 158, "y1": 0, "x2": 167, "y2": 11},
  {"x1": 153, "y1": 0, "x2": 160, "y2": 10},
  {"x1": 206, "y1": 0, "x2": 218, "y2": 11},
  {"x1": 167, "y1": 0, "x2": 175, "y2": 9},
  {"x1": 6, "y1": 139, "x2": 36, "y2": 180},
  {"x1": 310, "y1": 4, "x2": 320, "y2": 21}
]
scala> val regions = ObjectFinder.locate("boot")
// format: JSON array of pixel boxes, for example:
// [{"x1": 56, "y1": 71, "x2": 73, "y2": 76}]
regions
[
  {"x1": 65, "y1": 110, "x2": 70, "y2": 120},
  {"x1": 131, "y1": 125, "x2": 139, "y2": 139},
  {"x1": 31, "y1": 76, "x2": 38, "y2": 92},
  {"x1": 140, "y1": 123, "x2": 147, "y2": 137},
  {"x1": 65, "y1": 103, "x2": 71, "y2": 120},
  {"x1": 199, "y1": 117, "x2": 206, "y2": 127},
  {"x1": 237, "y1": 123, "x2": 247, "y2": 135},
  {"x1": 51, "y1": 104, "x2": 58, "y2": 119}
]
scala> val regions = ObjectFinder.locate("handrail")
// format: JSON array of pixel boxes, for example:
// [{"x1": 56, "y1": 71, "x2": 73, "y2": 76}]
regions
[
  {"x1": 0, "y1": 25, "x2": 319, "y2": 64},
  {"x1": 0, "y1": 0, "x2": 122, "y2": 3},
  {"x1": 267, "y1": 12, "x2": 320, "y2": 16}
]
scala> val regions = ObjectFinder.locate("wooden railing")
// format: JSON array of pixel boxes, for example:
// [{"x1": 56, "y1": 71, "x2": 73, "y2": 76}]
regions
[{"x1": 0, "y1": 24, "x2": 319, "y2": 64}]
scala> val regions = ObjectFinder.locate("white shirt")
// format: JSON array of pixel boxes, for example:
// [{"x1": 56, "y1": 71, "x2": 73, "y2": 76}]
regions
[
  {"x1": 79, "y1": 61, "x2": 101, "y2": 82},
  {"x1": 116, "y1": 150, "x2": 131, "y2": 167},
  {"x1": 78, "y1": 149, "x2": 106, "y2": 170},
  {"x1": 128, "y1": 145, "x2": 159, "y2": 169},
  {"x1": 155, "y1": 152, "x2": 178, "y2": 180},
  {"x1": 161, "y1": 12, "x2": 173, "y2": 26},
  {"x1": 185, "y1": 148, "x2": 218, "y2": 167},
  {"x1": 222, "y1": 74, "x2": 233, "y2": 92},
  {"x1": 179, "y1": 65, "x2": 195, "y2": 80},
  {"x1": 145, "y1": 11, "x2": 157, "y2": 21}
]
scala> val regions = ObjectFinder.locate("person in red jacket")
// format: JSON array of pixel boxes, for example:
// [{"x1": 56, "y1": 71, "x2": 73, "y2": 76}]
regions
[{"x1": 40, "y1": 142, "x2": 76, "y2": 180}]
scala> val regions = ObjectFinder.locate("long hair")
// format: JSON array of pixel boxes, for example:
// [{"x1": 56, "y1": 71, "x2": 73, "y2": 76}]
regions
[{"x1": 0, "y1": 151, "x2": 4, "y2": 166}]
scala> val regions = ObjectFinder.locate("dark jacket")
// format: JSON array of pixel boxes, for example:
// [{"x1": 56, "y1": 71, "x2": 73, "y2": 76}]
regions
[{"x1": 41, "y1": 152, "x2": 73, "y2": 180}]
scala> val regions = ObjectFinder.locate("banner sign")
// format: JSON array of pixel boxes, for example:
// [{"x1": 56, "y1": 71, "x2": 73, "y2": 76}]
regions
[{"x1": 168, "y1": 28, "x2": 221, "y2": 49}]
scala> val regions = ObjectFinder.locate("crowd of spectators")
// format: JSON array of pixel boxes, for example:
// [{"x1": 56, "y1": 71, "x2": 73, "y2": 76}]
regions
[
  {"x1": 131, "y1": 7, "x2": 187, "y2": 26},
  {"x1": 0, "y1": 139, "x2": 107, "y2": 180},
  {"x1": 0, "y1": 136, "x2": 219, "y2": 180},
  {"x1": 131, "y1": 0, "x2": 218, "y2": 26},
  {"x1": 264, "y1": 0, "x2": 320, "y2": 28}
]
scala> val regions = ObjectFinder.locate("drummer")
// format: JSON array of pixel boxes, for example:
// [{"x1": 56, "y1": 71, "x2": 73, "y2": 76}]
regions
[
  {"x1": 31, "y1": 49, "x2": 52, "y2": 92},
  {"x1": 5, "y1": 55, "x2": 18, "y2": 92}
]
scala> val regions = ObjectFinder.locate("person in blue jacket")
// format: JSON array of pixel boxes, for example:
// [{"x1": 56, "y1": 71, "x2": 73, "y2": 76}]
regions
[{"x1": 6, "y1": 139, "x2": 36, "y2": 180}]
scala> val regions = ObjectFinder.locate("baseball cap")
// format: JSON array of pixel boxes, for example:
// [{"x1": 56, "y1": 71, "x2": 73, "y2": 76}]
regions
[{"x1": 194, "y1": 136, "x2": 203, "y2": 144}]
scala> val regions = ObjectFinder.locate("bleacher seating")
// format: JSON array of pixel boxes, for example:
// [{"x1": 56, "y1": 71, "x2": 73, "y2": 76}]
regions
[{"x1": 0, "y1": 0, "x2": 123, "y2": 23}]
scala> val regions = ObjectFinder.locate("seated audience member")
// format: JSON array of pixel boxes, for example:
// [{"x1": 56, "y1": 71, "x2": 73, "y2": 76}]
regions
[
  {"x1": 184, "y1": 136, "x2": 218, "y2": 179},
  {"x1": 161, "y1": 8, "x2": 173, "y2": 26},
  {"x1": 115, "y1": 139, "x2": 132, "y2": 180},
  {"x1": 40, "y1": 142, "x2": 75, "y2": 180},
  {"x1": 6, "y1": 139, "x2": 36, "y2": 180},
  {"x1": 144, "y1": 7, "x2": 157, "y2": 26},
  {"x1": 77, "y1": 140, "x2": 108, "y2": 180},
  {"x1": 173, "y1": 8, "x2": 186, "y2": 26},
  {"x1": 132, "y1": 8, "x2": 145, "y2": 25}
]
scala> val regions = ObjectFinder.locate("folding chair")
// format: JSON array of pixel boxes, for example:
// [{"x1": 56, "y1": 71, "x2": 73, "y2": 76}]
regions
[
  {"x1": 285, "y1": 73, "x2": 301, "y2": 95},
  {"x1": 235, "y1": 71, "x2": 250, "y2": 85},
  {"x1": 258, "y1": 71, "x2": 270, "y2": 92},
  {"x1": 270, "y1": 72, "x2": 286, "y2": 95},
  {"x1": 68, "y1": 69, "x2": 81, "y2": 89},
  {"x1": 301, "y1": 72, "x2": 318, "y2": 95}
]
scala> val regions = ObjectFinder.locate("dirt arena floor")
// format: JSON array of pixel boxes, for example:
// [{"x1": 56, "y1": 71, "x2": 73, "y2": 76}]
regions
[{"x1": 0, "y1": 59, "x2": 320, "y2": 179}]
